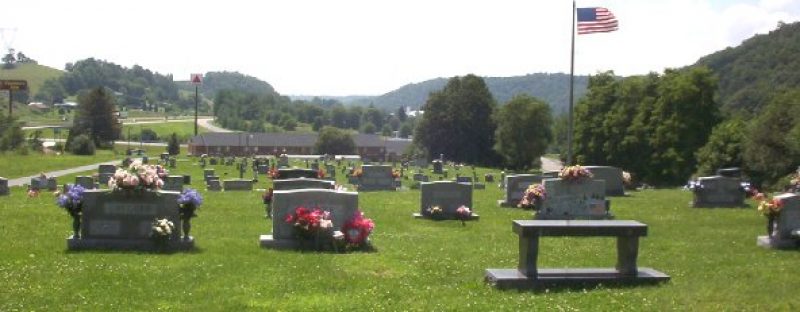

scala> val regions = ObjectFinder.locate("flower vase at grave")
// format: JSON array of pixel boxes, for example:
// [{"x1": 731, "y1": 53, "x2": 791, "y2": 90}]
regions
[
  {"x1": 767, "y1": 215, "x2": 776, "y2": 237},
  {"x1": 180, "y1": 205, "x2": 196, "y2": 240},
  {"x1": 71, "y1": 212, "x2": 81, "y2": 238}
]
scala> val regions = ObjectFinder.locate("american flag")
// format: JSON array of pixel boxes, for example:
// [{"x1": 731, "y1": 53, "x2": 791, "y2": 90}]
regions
[{"x1": 577, "y1": 7, "x2": 618, "y2": 35}]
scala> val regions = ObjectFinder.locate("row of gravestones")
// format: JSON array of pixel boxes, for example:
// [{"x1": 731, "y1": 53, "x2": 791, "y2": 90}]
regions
[{"x1": 203, "y1": 168, "x2": 254, "y2": 191}]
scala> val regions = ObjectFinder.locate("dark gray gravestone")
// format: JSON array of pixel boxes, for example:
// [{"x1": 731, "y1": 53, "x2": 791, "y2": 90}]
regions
[
  {"x1": 456, "y1": 176, "x2": 473, "y2": 183},
  {"x1": 278, "y1": 168, "x2": 318, "y2": 179},
  {"x1": 584, "y1": 166, "x2": 625, "y2": 196},
  {"x1": 538, "y1": 178, "x2": 611, "y2": 219},
  {"x1": 692, "y1": 176, "x2": 745, "y2": 208},
  {"x1": 98, "y1": 165, "x2": 117, "y2": 185},
  {"x1": 757, "y1": 193, "x2": 800, "y2": 249},
  {"x1": 163, "y1": 176, "x2": 184, "y2": 192},
  {"x1": 484, "y1": 174, "x2": 494, "y2": 183},
  {"x1": 501, "y1": 174, "x2": 543, "y2": 206},
  {"x1": 414, "y1": 181, "x2": 477, "y2": 219},
  {"x1": 183, "y1": 175, "x2": 191, "y2": 185},
  {"x1": 31, "y1": 177, "x2": 58, "y2": 191},
  {"x1": 359, "y1": 165, "x2": 395, "y2": 191},
  {"x1": 75, "y1": 176, "x2": 95, "y2": 189},
  {"x1": 260, "y1": 189, "x2": 358, "y2": 249},
  {"x1": 160, "y1": 153, "x2": 170, "y2": 161},
  {"x1": 273, "y1": 178, "x2": 335, "y2": 191},
  {"x1": 223, "y1": 179, "x2": 254, "y2": 191},
  {"x1": 209, "y1": 158, "x2": 218, "y2": 165},
  {"x1": 257, "y1": 165, "x2": 269, "y2": 174},
  {"x1": 543, "y1": 171, "x2": 560, "y2": 179},
  {"x1": 311, "y1": 162, "x2": 319, "y2": 171},
  {"x1": 207, "y1": 179, "x2": 222, "y2": 191},
  {"x1": 142, "y1": 156, "x2": 149, "y2": 164},
  {"x1": 278, "y1": 155, "x2": 289, "y2": 168},
  {"x1": 68, "y1": 190, "x2": 193, "y2": 251},
  {"x1": 432, "y1": 161, "x2": 444, "y2": 174},
  {"x1": 326, "y1": 165, "x2": 336, "y2": 178},
  {"x1": 203, "y1": 169, "x2": 215, "y2": 181},
  {"x1": 168, "y1": 158, "x2": 177, "y2": 169},
  {"x1": 716, "y1": 167, "x2": 741, "y2": 178},
  {"x1": 0, "y1": 177, "x2": 8, "y2": 196},
  {"x1": 413, "y1": 173, "x2": 429, "y2": 182}
]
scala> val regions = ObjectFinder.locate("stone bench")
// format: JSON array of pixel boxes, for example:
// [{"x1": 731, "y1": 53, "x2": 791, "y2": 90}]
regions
[{"x1": 485, "y1": 220, "x2": 669, "y2": 289}]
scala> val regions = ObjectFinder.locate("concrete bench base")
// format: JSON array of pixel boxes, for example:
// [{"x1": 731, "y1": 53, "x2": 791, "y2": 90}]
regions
[{"x1": 486, "y1": 268, "x2": 669, "y2": 289}]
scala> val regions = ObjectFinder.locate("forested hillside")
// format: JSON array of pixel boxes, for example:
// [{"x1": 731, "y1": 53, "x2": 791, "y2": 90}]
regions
[
  {"x1": 359, "y1": 73, "x2": 589, "y2": 112},
  {"x1": 695, "y1": 21, "x2": 800, "y2": 114}
]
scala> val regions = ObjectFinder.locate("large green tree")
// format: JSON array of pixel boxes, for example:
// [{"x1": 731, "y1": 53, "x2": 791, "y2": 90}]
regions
[
  {"x1": 414, "y1": 74, "x2": 499, "y2": 165},
  {"x1": 743, "y1": 89, "x2": 800, "y2": 186},
  {"x1": 694, "y1": 118, "x2": 747, "y2": 176},
  {"x1": 70, "y1": 87, "x2": 121, "y2": 147},
  {"x1": 494, "y1": 94, "x2": 553, "y2": 170},
  {"x1": 315, "y1": 126, "x2": 356, "y2": 155}
]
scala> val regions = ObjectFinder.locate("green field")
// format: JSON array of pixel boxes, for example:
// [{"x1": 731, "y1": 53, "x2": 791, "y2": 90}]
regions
[
  {"x1": 0, "y1": 63, "x2": 64, "y2": 96},
  {"x1": 121, "y1": 120, "x2": 207, "y2": 142},
  {"x1": 0, "y1": 158, "x2": 797, "y2": 310},
  {"x1": 0, "y1": 146, "x2": 184, "y2": 179}
]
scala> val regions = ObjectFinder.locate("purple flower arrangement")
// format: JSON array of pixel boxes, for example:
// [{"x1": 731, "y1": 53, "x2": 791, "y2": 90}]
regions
[{"x1": 57, "y1": 184, "x2": 85, "y2": 215}]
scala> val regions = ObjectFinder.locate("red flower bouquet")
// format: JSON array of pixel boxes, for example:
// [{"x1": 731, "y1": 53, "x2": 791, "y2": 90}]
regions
[{"x1": 342, "y1": 210, "x2": 375, "y2": 248}]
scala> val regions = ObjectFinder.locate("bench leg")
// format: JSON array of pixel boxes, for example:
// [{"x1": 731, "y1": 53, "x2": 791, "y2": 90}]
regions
[
  {"x1": 616, "y1": 236, "x2": 639, "y2": 276},
  {"x1": 518, "y1": 235, "x2": 539, "y2": 278}
]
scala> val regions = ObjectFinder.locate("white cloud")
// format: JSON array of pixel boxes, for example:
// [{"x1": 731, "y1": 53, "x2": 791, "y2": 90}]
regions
[{"x1": 2, "y1": 0, "x2": 798, "y2": 95}]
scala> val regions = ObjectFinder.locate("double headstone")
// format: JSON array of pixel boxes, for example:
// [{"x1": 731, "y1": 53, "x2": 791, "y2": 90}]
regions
[
  {"x1": 358, "y1": 165, "x2": 396, "y2": 191},
  {"x1": 413, "y1": 173, "x2": 429, "y2": 182},
  {"x1": 414, "y1": 181, "x2": 477, "y2": 220},
  {"x1": 162, "y1": 175, "x2": 184, "y2": 192},
  {"x1": 278, "y1": 168, "x2": 318, "y2": 179},
  {"x1": 223, "y1": 179, "x2": 254, "y2": 191},
  {"x1": 260, "y1": 189, "x2": 359, "y2": 249},
  {"x1": 432, "y1": 160, "x2": 444, "y2": 175},
  {"x1": 584, "y1": 166, "x2": 625, "y2": 196},
  {"x1": 692, "y1": 176, "x2": 745, "y2": 208},
  {"x1": 278, "y1": 155, "x2": 289, "y2": 168},
  {"x1": 98, "y1": 164, "x2": 117, "y2": 185},
  {"x1": 67, "y1": 189, "x2": 193, "y2": 251},
  {"x1": 0, "y1": 177, "x2": 8, "y2": 196},
  {"x1": 537, "y1": 178, "x2": 611, "y2": 219},
  {"x1": 273, "y1": 178, "x2": 335, "y2": 191},
  {"x1": 500, "y1": 174, "x2": 543, "y2": 206},
  {"x1": 31, "y1": 176, "x2": 57, "y2": 191},
  {"x1": 757, "y1": 193, "x2": 800, "y2": 249}
]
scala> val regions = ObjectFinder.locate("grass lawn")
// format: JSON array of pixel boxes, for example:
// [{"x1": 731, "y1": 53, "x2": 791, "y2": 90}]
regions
[
  {"x1": 0, "y1": 159, "x2": 798, "y2": 310},
  {"x1": 121, "y1": 120, "x2": 206, "y2": 143},
  {"x1": 0, "y1": 146, "x2": 185, "y2": 179}
]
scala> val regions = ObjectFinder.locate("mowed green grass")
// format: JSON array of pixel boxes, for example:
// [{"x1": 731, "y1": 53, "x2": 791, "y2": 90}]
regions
[
  {"x1": 121, "y1": 120, "x2": 207, "y2": 142},
  {"x1": 0, "y1": 159, "x2": 798, "y2": 310},
  {"x1": 0, "y1": 63, "x2": 64, "y2": 96},
  {"x1": 0, "y1": 146, "x2": 184, "y2": 179}
]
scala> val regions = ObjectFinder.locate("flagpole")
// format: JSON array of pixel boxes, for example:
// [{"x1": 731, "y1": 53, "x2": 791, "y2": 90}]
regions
[{"x1": 567, "y1": 0, "x2": 576, "y2": 166}]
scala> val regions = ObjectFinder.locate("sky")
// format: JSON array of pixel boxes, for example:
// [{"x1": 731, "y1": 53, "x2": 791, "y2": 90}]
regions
[{"x1": 2, "y1": 0, "x2": 798, "y2": 96}]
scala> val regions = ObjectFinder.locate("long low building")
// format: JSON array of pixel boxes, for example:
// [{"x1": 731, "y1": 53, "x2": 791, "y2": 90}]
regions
[{"x1": 188, "y1": 132, "x2": 412, "y2": 161}]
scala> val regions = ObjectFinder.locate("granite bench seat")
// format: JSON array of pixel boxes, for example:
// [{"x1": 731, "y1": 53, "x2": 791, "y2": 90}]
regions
[{"x1": 486, "y1": 220, "x2": 669, "y2": 289}]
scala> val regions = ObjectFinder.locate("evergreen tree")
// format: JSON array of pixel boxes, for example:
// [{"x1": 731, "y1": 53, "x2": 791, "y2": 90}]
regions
[
  {"x1": 70, "y1": 87, "x2": 121, "y2": 147},
  {"x1": 167, "y1": 133, "x2": 180, "y2": 155}
]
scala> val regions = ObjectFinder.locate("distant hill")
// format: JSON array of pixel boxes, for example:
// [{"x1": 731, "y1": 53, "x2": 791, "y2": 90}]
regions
[
  {"x1": 177, "y1": 71, "x2": 279, "y2": 100},
  {"x1": 694, "y1": 21, "x2": 800, "y2": 113},
  {"x1": 0, "y1": 63, "x2": 63, "y2": 97},
  {"x1": 335, "y1": 73, "x2": 589, "y2": 113}
]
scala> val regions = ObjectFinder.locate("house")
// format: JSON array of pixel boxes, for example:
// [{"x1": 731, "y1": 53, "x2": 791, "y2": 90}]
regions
[{"x1": 187, "y1": 132, "x2": 412, "y2": 161}]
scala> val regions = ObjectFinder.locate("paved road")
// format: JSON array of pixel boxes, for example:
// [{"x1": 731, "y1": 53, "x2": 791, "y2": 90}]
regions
[
  {"x1": 197, "y1": 118, "x2": 231, "y2": 132},
  {"x1": 7, "y1": 159, "x2": 122, "y2": 187},
  {"x1": 540, "y1": 156, "x2": 563, "y2": 172}
]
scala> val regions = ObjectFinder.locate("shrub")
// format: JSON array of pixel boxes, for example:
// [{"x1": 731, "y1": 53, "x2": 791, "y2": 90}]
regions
[{"x1": 69, "y1": 134, "x2": 96, "y2": 155}]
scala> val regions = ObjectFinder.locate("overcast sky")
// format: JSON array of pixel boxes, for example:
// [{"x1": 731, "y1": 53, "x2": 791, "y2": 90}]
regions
[{"x1": 2, "y1": 0, "x2": 798, "y2": 96}]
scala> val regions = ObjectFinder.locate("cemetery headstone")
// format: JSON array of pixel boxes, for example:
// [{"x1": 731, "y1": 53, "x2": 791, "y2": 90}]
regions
[
  {"x1": 358, "y1": 165, "x2": 396, "y2": 191},
  {"x1": 223, "y1": 179, "x2": 254, "y2": 191},
  {"x1": 142, "y1": 156, "x2": 149, "y2": 164},
  {"x1": 432, "y1": 160, "x2": 444, "y2": 175},
  {"x1": 716, "y1": 167, "x2": 741, "y2": 178},
  {"x1": 311, "y1": 162, "x2": 319, "y2": 171},
  {"x1": 278, "y1": 155, "x2": 289, "y2": 168},
  {"x1": 414, "y1": 181, "x2": 478, "y2": 220},
  {"x1": 203, "y1": 169, "x2": 215, "y2": 181},
  {"x1": 98, "y1": 164, "x2": 117, "y2": 185},
  {"x1": 258, "y1": 165, "x2": 269, "y2": 175},
  {"x1": 75, "y1": 176, "x2": 95, "y2": 189},
  {"x1": 456, "y1": 176, "x2": 473, "y2": 183},
  {"x1": 160, "y1": 153, "x2": 170, "y2": 161},
  {"x1": 691, "y1": 176, "x2": 745, "y2": 208},
  {"x1": 200, "y1": 157, "x2": 207, "y2": 168},
  {"x1": 484, "y1": 174, "x2": 494, "y2": 183},
  {"x1": 260, "y1": 189, "x2": 359, "y2": 249},
  {"x1": 207, "y1": 179, "x2": 222, "y2": 191},
  {"x1": 500, "y1": 174, "x2": 543, "y2": 207},
  {"x1": 183, "y1": 175, "x2": 191, "y2": 185},
  {"x1": 537, "y1": 178, "x2": 611, "y2": 219},
  {"x1": 168, "y1": 158, "x2": 177, "y2": 169},
  {"x1": 326, "y1": 165, "x2": 336, "y2": 178},
  {"x1": 0, "y1": 177, "x2": 8, "y2": 196},
  {"x1": 31, "y1": 177, "x2": 58, "y2": 191},
  {"x1": 413, "y1": 173, "x2": 429, "y2": 182},
  {"x1": 757, "y1": 193, "x2": 800, "y2": 249},
  {"x1": 210, "y1": 158, "x2": 218, "y2": 165},
  {"x1": 67, "y1": 189, "x2": 193, "y2": 251},
  {"x1": 542, "y1": 171, "x2": 560, "y2": 179},
  {"x1": 278, "y1": 168, "x2": 318, "y2": 179},
  {"x1": 163, "y1": 175, "x2": 184, "y2": 192},
  {"x1": 273, "y1": 178, "x2": 335, "y2": 191},
  {"x1": 584, "y1": 166, "x2": 625, "y2": 196}
]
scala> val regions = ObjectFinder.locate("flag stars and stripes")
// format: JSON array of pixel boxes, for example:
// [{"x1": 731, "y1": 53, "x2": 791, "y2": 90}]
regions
[{"x1": 577, "y1": 7, "x2": 618, "y2": 35}]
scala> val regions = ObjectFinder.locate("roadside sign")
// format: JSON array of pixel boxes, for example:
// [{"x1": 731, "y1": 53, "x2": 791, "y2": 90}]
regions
[
  {"x1": 0, "y1": 80, "x2": 28, "y2": 91},
  {"x1": 190, "y1": 74, "x2": 203, "y2": 85}
]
